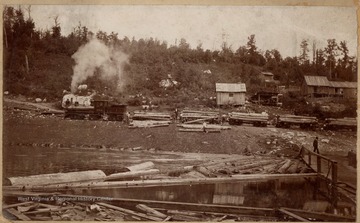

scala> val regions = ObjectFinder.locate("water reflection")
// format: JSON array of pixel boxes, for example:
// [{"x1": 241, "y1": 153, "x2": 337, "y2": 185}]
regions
[
  {"x1": 64, "y1": 179, "x2": 321, "y2": 209},
  {"x1": 3, "y1": 146, "x2": 329, "y2": 210}
]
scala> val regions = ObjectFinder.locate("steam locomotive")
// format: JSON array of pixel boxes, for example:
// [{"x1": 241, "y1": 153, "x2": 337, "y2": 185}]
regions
[{"x1": 63, "y1": 94, "x2": 127, "y2": 121}]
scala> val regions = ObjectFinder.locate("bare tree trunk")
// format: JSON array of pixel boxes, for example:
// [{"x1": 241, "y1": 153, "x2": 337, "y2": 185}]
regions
[
  {"x1": 3, "y1": 26, "x2": 8, "y2": 49},
  {"x1": 25, "y1": 54, "x2": 29, "y2": 74}
]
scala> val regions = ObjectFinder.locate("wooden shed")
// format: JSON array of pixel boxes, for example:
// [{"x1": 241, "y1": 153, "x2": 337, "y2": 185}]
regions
[
  {"x1": 302, "y1": 76, "x2": 330, "y2": 97},
  {"x1": 328, "y1": 81, "x2": 357, "y2": 98},
  {"x1": 215, "y1": 83, "x2": 246, "y2": 106},
  {"x1": 260, "y1": 72, "x2": 274, "y2": 82},
  {"x1": 303, "y1": 75, "x2": 357, "y2": 98}
]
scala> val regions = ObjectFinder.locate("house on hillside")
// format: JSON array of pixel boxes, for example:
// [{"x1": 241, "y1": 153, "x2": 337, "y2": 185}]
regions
[
  {"x1": 215, "y1": 83, "x2": 246, "y2": 106},
  {"x1": 328, "y1": 81, "x2": 357, "y2": 98},
  {"x1": 302, "y1": 75, "x2": 357, "y2": 98},
  {"x1": 259, "y1": 71, "x2": 280, "y2": 90},
  {"x1": 260, "y1": 72, "x2": 275, "y2": 82},
  {"x1": 302, "y1": 76, "x2": 330, "y2": 97}
]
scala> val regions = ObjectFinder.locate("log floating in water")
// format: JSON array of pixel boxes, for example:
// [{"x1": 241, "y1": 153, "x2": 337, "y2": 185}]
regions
[
  {"x1": 105, "y1": 169, "x2": 160, "y2": 181},
  {"x1": 236, "y1": 160, "x2": 275, "y2": 171},
  {"x1": 7, "y1": 170, "x2": 106, "y2": 186},
  {"x1": 277, "y1": 159, "x2": 293, "y2": 173},
  {"x1": 3, "y1": 173, "x2": 318, "y2": 191},
  {"x1": 126, "y1": 161, "x2": 155, "y2": 172}
]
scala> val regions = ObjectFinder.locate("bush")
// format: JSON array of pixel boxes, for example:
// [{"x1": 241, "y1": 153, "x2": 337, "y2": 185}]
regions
[{"x1": 126, "y1": 97, "x2": 142, "y2": 106}]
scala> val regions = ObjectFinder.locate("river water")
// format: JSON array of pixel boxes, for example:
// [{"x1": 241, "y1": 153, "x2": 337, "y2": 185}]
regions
[{"x1": 3, "y1": 145, "x2": 334, "y2": 211}]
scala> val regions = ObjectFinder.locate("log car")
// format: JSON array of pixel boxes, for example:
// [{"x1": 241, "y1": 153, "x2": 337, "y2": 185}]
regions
[
  {"x1": 228, "y1": 112, "x2": 268, "y2": 127},
  {"x1": 323, "y1": 118, "x2": 357, "y2": 131},
  {"x1": 64, "y1": 100, "x2": 127, "y2": 121},
  {"x1": 275, "y1": 115, "x2": 318, "y2": 129},
  {"x1": 179, "y1": 110, "x2": 221, "y2": 124}
]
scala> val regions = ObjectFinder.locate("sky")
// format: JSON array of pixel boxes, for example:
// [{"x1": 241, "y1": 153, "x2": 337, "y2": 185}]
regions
[{"x1": 18, "y1": 5, "x2": 358, "y2": 58}]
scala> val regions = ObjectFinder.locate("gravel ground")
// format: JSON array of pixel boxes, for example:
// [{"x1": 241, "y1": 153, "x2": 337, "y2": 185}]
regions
[{"x1": 3, "y1": 99, "x2": 357, "y2": 185}]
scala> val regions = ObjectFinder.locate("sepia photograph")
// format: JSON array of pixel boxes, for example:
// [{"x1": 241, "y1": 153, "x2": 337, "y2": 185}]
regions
[{"x1": 2, "y1": 2, "x2": 358, "y2": 221}]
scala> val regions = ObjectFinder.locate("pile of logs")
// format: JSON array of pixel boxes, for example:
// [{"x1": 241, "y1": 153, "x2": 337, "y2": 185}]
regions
[
  {"x1": 171, "y1": 156, "x2": 313, "y2": 177},
  {"x1": 3, "y1": 201, "x2": 128, "y2": 221},
  {"x1": 130, "y1": 111, "x2": 172, "y2": 128},
  {"x1": 179, "y1": 110, "x2": 221, "y2": 124},
  {"x1": 228, "y1": 112, "x2": 268, "y2": 127},
  {"x1": 276, "y1": 115, "x2": 318, "y2": 129},
  {"x1": 4, "y1": 195, "x2": 354, "y2": 222},
  {"x1": 324, "y1": 117, "x2": 357, "y2": 131}
]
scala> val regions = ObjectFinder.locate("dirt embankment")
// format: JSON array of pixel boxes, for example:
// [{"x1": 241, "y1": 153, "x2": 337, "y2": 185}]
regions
[
  {"x1": 4, "y1": 99, "x2": 356, "y2": 156},
  {"x1": 3, "y1": 98, "x2": 357, "y2": 185}
]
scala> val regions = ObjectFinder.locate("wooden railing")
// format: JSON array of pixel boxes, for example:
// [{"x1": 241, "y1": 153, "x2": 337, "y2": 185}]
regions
[{"x1": 299, "y1": 146, "x2": 338, "y2": 207}]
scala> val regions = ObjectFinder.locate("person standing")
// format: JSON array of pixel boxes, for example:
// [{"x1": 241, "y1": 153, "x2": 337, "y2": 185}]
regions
[
  {"x1": 174, "y1": 108, "x2": 178, "y2": 122},
  {"x1": 313, "y1": 136, "x2": 319, "y2": 154}
]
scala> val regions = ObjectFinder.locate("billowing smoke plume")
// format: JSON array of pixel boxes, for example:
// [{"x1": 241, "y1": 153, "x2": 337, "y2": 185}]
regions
[{"x1": 71, "y1": 38, "x2": 128, "y2": 93}]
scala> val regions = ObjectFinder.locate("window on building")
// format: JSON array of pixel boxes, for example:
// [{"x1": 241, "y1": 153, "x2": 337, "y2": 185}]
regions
[{"x1": 229, "y1": 93, "x2": 234, "y2": 97}]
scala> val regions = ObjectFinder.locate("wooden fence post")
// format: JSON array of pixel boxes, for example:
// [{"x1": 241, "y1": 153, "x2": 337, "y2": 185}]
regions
[
  {"x1": 331, "y1": 161, "x2": 338, "y2": 208},
  {"x1": 316, "y1": 156, "x2": 321, "y2": 173}
]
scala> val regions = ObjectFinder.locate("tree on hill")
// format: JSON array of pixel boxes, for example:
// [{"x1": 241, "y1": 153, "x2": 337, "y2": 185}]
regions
[
  {"x1": 324, "y1": 39, "x2": 338, "y2": 79},
  {"x1": 299, "y1": 39, "x2": 310, "y2": 65},
  {"x1": 2, "y1": 6, "x2": 357, "y2": 101}
]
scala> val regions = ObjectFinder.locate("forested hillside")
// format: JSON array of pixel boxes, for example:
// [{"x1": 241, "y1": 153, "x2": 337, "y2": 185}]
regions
[{"x1": 3, "y1": 6, "x2": 357, "y2": 102}]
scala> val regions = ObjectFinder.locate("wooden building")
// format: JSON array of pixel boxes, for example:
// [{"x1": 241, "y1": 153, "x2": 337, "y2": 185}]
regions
[
  {"x1": 260, "y1": 72, "x2": 274, "y2": 82},
  {"x1": 302, "y1": 76, "x2": 357, "y2": 98},
  {"x1": 328, "y1": 81, "x2": 357, "y2": 98},
  {"x1": 215, "y1": 83, "x2": 246, "y2": 106},
  {"x1": 302, "y1": 76, "x2": 331, "y2": 97}
]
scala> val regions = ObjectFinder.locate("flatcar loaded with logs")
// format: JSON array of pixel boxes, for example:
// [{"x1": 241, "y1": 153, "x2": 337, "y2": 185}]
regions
[
  {"x1": 228, "y1": 112, "x2": 268, "y2": 127},
  {"x1": 64, "y1": 100, "x2": 127, "y2": 121},
  {"x1": 323, "y1": 117, "x2": 357, "y2": 131},
  {"x1": 275, "y1": 115, "x2": 318, "y2": 129}
]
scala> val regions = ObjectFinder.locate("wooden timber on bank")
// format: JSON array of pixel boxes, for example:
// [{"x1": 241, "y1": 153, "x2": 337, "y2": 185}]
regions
[
  {"x1": 177, "y1": 124, "x2": 231, "y2": 130},
  {"x1": 3, "y1": 194, "x2": 354, "y2": 222},
  {"x1": 129, "y1": 120, "x2": 170, "y2": 128},
  {"x1": 178, "y1": 128, "x2": 221, "y2": 133}
]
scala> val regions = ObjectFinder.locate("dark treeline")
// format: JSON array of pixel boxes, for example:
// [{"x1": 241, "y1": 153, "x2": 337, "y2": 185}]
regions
[{"x1": 3, "y1": 6, "x2": 357, "y2": 101}]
